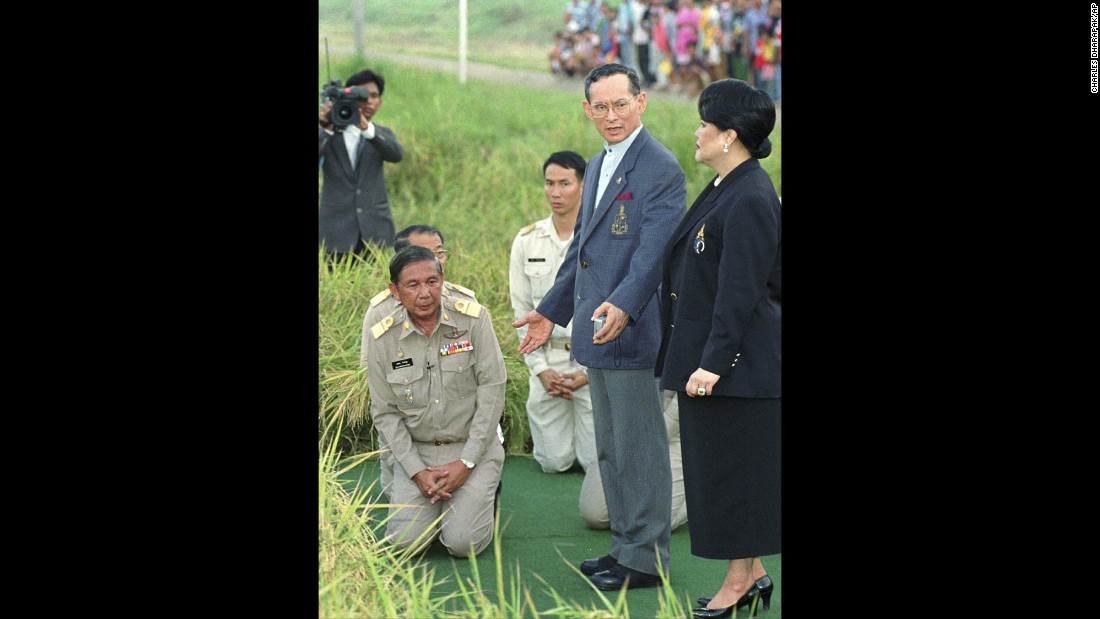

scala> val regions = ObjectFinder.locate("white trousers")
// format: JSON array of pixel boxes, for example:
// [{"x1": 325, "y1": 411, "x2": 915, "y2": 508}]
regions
[{"x1": 526, "y1": 347, "x2": 596, "y2": 474}]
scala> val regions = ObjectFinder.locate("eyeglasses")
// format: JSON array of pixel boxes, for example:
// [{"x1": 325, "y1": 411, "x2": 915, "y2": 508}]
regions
[
  {"x1": 433, "y1": 250, "x2": 451, "y2": 259},
  {"x1": 401, "y1": 278, "x2": 442, "y2": 292},
  {"x1": 588, "y1": 95, "x2": 639, "y2": 119}
]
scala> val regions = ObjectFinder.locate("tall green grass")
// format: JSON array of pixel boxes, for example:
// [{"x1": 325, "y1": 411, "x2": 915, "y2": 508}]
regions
[{"x1": 319, "y1": 416, "x2": 699, "y2": 618}]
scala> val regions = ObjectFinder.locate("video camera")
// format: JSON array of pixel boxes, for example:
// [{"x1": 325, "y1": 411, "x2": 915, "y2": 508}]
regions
[{"x1": 321, "y1": 79, "x2": 372, "y2": 128}]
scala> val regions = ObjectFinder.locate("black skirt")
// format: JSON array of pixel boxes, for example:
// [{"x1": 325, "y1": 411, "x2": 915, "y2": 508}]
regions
[{"x1": 678, "y1": 394, "x2": 781, "y2": 559}]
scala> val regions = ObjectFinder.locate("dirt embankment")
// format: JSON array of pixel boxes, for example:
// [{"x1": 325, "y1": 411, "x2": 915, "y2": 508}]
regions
[
  {"x1": 325, "y1": 45, "x2": 779, "y2": 122},
  {"x1": 324, "y1": 45, "x2": 697, "y2": 104}
]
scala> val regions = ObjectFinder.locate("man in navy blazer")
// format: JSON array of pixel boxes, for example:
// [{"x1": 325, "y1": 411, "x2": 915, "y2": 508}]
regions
[
  {"x1": 318, "y1": 68, "x2": 405, "y2": 265},
  {"x1": 513, "y1": 63, "x2": 686, "y2": 590}
]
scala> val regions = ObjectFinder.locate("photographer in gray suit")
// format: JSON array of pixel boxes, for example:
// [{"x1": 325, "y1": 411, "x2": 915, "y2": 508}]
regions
[{"x1": 319, "y1": 68, "x2": 405, "y2": 265}]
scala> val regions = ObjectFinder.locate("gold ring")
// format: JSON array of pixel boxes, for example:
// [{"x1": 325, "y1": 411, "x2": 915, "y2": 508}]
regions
[{"x1": 697, "y1": 387, "x2": 706, "y2": 396}]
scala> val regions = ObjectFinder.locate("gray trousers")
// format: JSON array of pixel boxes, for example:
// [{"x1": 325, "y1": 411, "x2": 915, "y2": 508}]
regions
[
  {"x1": 580, "y1": 387, "x2": 688, "y2": 532},
  {"x1": 587, "y1": 367, "x2": 672, "y2": 576}
]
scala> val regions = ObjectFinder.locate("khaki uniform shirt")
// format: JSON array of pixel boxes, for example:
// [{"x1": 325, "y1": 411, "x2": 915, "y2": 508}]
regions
[
  {"x1": 364, "y1": 294, "x2": 507, "y2": 479},
  {"x1": 360, "y1": 281, "x2": 477, "y2": 364},
  {"x1": 508, "y1": 217, "x2": 576, "y2": 376}
]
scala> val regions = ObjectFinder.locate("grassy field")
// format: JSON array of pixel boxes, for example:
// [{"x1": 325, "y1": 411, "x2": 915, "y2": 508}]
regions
[
  {"x1": 318, "y1": 4, "x2": 782, "y2": 615},
  {"x1": 319, "y1": 0, "x2": 578, "y2": 73}
]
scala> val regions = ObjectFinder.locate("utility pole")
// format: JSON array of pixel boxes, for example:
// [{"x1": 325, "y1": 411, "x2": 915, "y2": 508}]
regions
[
  {"x1": 459, "y1": 0, "x2": 467, "y2": 84},
  {"x1": 352, "y1": 0, "x2": 365, "y2": 57}
]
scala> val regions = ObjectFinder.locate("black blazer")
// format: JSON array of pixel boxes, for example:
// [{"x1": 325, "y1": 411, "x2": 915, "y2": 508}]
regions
[{"x1": 655, "y1": 158, "x2": 781, "y2": 398}]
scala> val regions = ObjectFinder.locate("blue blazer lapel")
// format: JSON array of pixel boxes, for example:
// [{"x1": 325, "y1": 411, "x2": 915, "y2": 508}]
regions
[
  {"x1": 581, "y1": 128, "x2": 651, "y2": 247},
  {"x1": 578, "y1": 151, "x2": 603, "y2": 249},
  {"x1": 616, "y1": 127, "x2": 649, "y2": 177}
]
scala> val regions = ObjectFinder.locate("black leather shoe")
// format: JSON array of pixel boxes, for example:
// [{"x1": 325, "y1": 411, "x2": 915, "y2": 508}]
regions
[
  {"x1": 755, "y1": 575, "x2": 774, "y2": 610},
  {"x1": 693, "y1": 586, "x2": 761, "y2": 618},
  {"x1": 589, "y1": 564, "x2": 663, "y2": 590},
  {"x1": 698, "y1": 575, "x2": 774, "y2": 610},
  {"x1": 579, "y1": 554, "x2": 617, "y2": 576},
  {"x1": 691, "y1": 606, "x2": 733, "y2": 619}
]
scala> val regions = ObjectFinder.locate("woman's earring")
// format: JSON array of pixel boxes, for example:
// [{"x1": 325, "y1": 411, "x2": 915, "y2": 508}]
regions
[{"x1": 723, "y1": 143, "x2": 729, "y2": 153}]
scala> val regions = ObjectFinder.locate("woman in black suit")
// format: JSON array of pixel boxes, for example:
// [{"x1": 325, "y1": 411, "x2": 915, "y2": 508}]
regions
[{"x1": 654, "y1": 79, "x2": 780, "y2": 618}]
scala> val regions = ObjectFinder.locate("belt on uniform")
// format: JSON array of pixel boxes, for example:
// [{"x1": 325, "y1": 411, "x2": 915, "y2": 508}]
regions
[
  {"x1": 416, "y1": 439, "x2": 455, "y2": 445},
  {"x1": 547, "y1": 339, "x2": 571, "y2": 351}
]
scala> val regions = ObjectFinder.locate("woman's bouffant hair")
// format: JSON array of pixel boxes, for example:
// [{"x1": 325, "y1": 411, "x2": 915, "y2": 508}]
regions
[{"x1": 697, "y1": 79, "x2": 776, "y2": 159}]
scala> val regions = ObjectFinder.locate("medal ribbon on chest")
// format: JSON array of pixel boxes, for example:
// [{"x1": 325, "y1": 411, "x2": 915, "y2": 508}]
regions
[{"x1": 440, "y1": 340, "x2": 474, "y2": 356}]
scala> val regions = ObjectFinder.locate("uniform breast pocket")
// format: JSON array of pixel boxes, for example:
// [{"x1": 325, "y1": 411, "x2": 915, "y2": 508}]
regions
[
  {"x1": 440, "y1": 352, "x2": 477, "y2": 401},
  {"x1": 386, "y1": 364, "x2": 427, "y2": 409},
  {"x1": 524, "y1": 263, "x2": 554, "y2": 299}
]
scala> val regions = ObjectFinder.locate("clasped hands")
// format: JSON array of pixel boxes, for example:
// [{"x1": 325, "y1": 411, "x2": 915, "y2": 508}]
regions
[
  {"x1": 413, "y1": 461, "x2": 472, "y2": 505},
  {"x1": 538, "y1": 368, "x2": 589, "y2": 400}
]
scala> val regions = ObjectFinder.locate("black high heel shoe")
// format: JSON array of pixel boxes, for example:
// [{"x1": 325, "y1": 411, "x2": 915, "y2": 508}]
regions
[
  {"x1": 692, "y1": 587, "x2": 761, "y2": 618},
  {"x1": 697, "y1": 575, "x2": 774, "y2": 611},
  {"x1": 755, "y1": 575, "x2": 774, "y2": 610}
]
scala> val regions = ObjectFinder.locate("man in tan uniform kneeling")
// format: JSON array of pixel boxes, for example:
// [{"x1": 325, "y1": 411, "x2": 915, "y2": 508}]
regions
[
  {"x1": 364, "y1": 246, "x2": 507, "y2": 558},
  {"x1": 361, "y1": 224, "x2": 491, "y2": 499}
]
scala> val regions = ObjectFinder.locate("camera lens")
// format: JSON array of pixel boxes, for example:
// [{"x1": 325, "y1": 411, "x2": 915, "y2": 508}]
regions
[{"x1": 337, "y1": 106, "x2": 353, "y2": 120}]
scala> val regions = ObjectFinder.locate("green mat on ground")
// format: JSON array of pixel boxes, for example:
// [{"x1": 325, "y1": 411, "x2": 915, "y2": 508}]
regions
[{"x1": 340, "y1": 455, "x2": 782, "y2": 617}]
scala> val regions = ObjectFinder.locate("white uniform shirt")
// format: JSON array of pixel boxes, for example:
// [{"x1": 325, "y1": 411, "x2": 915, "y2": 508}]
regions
[{"x1": 509, "y1": 217, "x2": 576, "y2": 377}]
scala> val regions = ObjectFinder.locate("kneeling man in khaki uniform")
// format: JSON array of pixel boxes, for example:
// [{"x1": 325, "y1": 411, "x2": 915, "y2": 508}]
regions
[{"x1": 365, "y1": 245, "x2": 507, "y2": 558}]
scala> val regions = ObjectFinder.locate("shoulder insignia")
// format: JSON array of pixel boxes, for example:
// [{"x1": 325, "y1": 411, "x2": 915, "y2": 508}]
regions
[
  {"x1": 369, "y1": 288, "x2": 392, "y2": 307},
  {"x1": 452, "y1": 299, "x2": 482, "y2": 319},
  {"x1": 520, "y1": 223, "x2": 537, "y2": 236},
  {"x1": 370, "y1": 315, "x2": 396, "y2": 339},
  {"x1": 447, "y1": 282, "x2": 477, "y2": 299}
]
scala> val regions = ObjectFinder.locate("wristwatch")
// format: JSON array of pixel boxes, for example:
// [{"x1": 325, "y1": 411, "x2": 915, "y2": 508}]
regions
[{"x1": 460, "y1": 459, "x2": 476, "y2": 470}]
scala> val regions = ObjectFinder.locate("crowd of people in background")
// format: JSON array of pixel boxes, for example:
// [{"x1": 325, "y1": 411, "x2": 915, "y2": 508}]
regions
[{"x1": 550, "y1": 0, "x2": 781, "y2": 103}]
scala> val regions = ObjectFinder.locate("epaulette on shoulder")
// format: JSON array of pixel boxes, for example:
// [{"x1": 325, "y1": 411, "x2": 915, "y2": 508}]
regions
[
  {"x1": 369, "y1": 288, "x2": 393, "y2": 307},
  {"x1": 451, "y1": 298, "x2": 482, "y2": 319},
  {"x1": 519, "y1": 222, "x2": 537, "y2": 236},
  {"x1": 370, "y1": 308, "x2": 401, "y2": 339},
  {"x1": 447, "y1": 281, "x2": 477, "y2": 299}
]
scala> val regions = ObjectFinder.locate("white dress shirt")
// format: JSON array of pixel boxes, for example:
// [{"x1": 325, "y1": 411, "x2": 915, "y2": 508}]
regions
[
  {"x1": 594, "y1": 124, "x2": 643, "y2": 210},
  {"x1": 342, "y1": 122, "x2": 375, "y2": 168}
]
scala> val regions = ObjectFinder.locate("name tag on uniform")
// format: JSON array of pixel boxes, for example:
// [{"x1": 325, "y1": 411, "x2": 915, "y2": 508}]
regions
[
  {"x1": 392, "y1": 359, "x2": 414, "y2": 369},
  {"x1": 440, "y1": 340, "x2": 474, "y2": 356},
  {"x1": 527, "y1": 258, "x2": 546, "y2": 262}
]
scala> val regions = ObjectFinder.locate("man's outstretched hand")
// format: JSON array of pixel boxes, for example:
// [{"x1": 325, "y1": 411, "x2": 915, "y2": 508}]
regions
[{"x1": 513, "y1": 311, "x2": 553, "y2": 355}]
